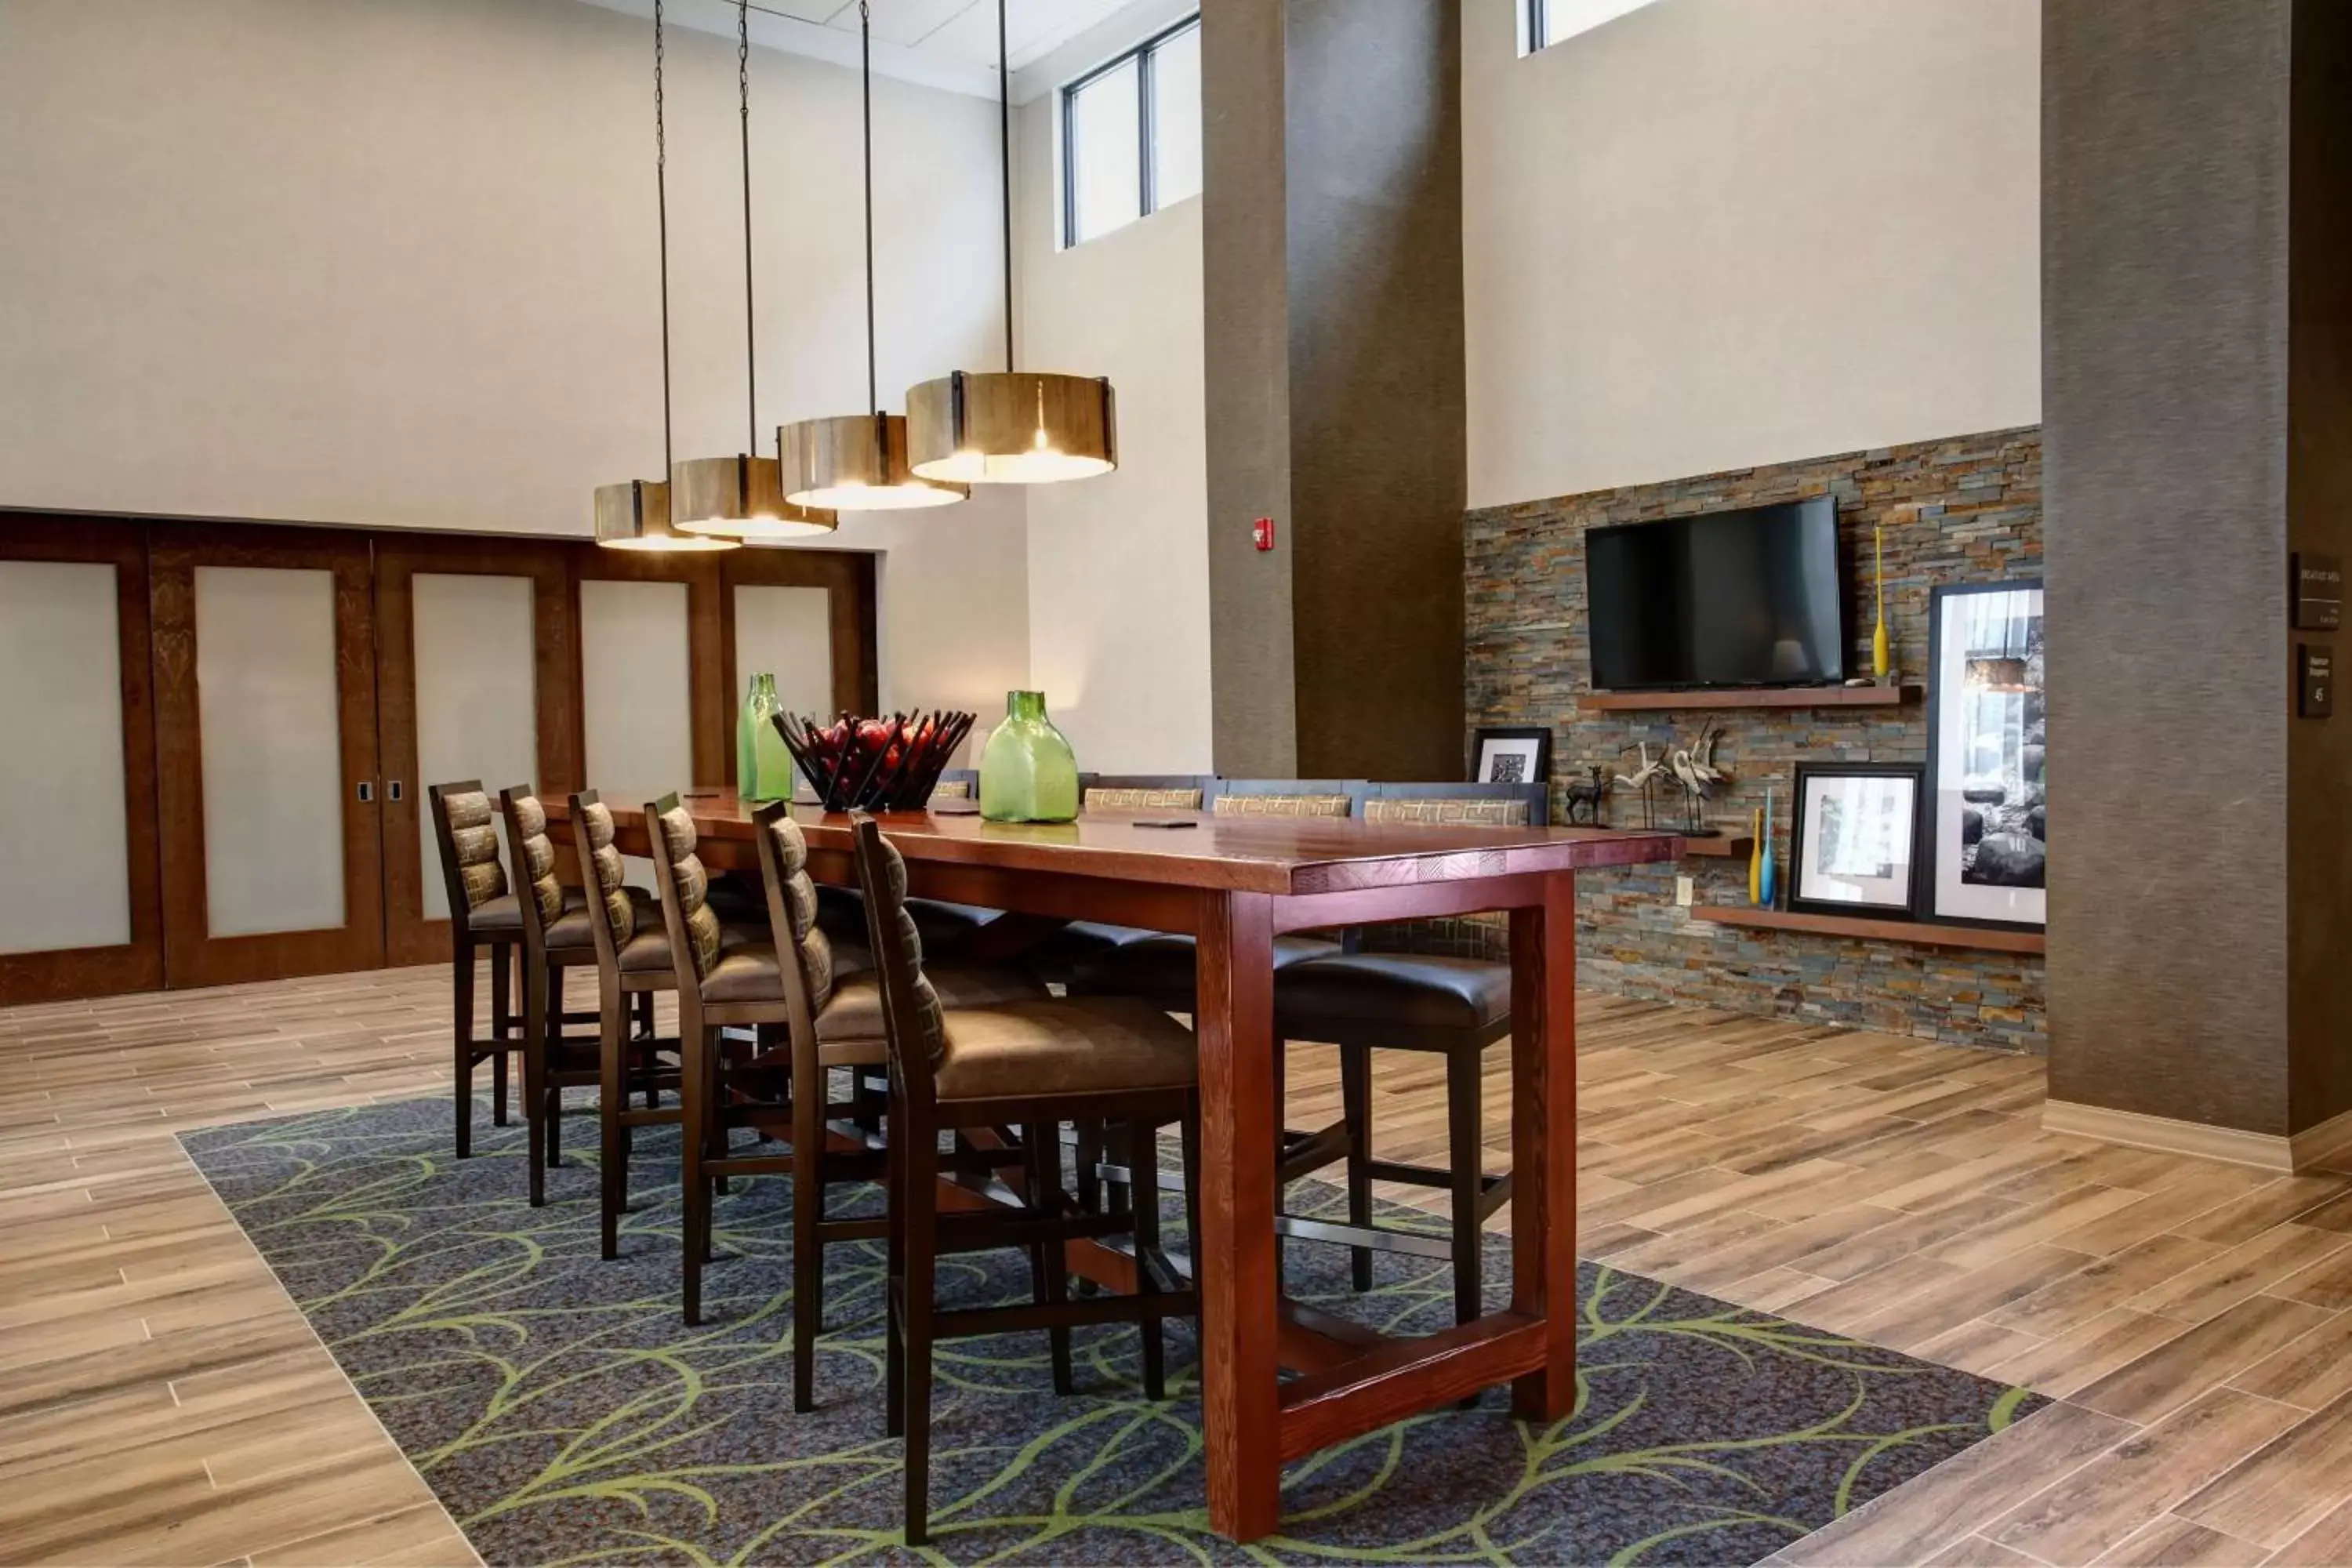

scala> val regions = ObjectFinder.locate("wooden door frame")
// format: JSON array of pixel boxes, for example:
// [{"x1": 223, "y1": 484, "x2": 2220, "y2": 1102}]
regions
[
  {"x1": 717, "y1": 548, "x2": 881, "y2": 786},
  {"x1": 374, "y1": 535, "x2": 579, "y2": 967},
  {"x1": 0, "y1": 517, "x2": 165, "y2": 1006},
  {"x1": 149, "y1": 523, "x2": 387, "y2": 989}
]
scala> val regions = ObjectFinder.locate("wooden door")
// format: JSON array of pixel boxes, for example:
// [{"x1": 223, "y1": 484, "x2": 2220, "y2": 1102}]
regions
[
  {"x1": 150, "y1": 524, "x2": 386, "y2": 988},
  {"x1": 373, "y1": 535, "x2": 578, "y2": 967},
  {"x1": 0, "y1": 517, "x2": 165, "y2": 1005},
  {"x1": 719, "y1": 548, "x2": 880, "y2": 787}
]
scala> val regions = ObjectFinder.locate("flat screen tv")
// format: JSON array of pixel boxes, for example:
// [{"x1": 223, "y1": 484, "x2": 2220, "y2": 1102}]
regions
[{"x1": 1585, "y1": 495, "x2": 1846, "y2": 691}]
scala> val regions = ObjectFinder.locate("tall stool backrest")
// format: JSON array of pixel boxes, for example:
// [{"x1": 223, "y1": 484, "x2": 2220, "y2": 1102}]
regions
[
  {"x1": 429, "y1": 780, "x2": 509, "y2": 934},
  {"x1": 496, "y1": 786, "x2": 568, "y2": 958},
  {"x1": 644, "y1": 793, "x2": 726, "y2": 1007},
  {"x1": 566, "y1": 789, "x2": 643, "y2": 977},
  {"x1": 849, "y1": 818, "x2": 949, "y2": 1109},
  {"x1": 751, "y1": 803, "x2": 836, "y2": 1050}
]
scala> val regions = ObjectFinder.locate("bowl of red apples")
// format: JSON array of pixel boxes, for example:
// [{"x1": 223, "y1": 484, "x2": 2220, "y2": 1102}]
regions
[{"x1": 771, "y1": 710, "x2": 977, "y2": 811}]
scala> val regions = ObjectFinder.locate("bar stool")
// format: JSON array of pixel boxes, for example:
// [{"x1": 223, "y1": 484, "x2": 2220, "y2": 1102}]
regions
[
  {"x1": 427, "y1": 781, "x2": 527, "y2": 1158},
  {"x1": 497, "y1": 785, "x2": 612, "y2": 1207},
  {"x1": 851, "y1": 815, "x2": 1201, "y2": 1548},
  {"x1": 644, "y1": 797, "x2": 1051, "y2": 1386},
  {"x1": 567, "y1": 789, "x2": 699, "y2": 1260},
  {"x1": 1272, "y1": 782, "x2": 1544, "y2": 1323}
]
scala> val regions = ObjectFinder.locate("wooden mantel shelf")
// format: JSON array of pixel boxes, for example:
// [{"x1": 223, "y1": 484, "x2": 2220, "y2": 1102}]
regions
[
  {"x1": 1692, "y1": 904, "x2": 2045, "y2": 956},
  {"x1": 1579, "y1": 684, "x2": 1922, "y2": 713}
]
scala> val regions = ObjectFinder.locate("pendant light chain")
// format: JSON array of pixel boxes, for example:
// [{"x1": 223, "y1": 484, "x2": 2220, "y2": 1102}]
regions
[
  {"x1": 998, "y1": 0, "x2": 1014, "y2": 374},
  {"x1": 655, "y1": 0, "x2": 673, "y2": 474},
  {"x1": 861, "y1": 2, "x2": 878, "y2": 416},
  {"x1": 738, "y1": 0, "x2": 758, "y2": 456}
]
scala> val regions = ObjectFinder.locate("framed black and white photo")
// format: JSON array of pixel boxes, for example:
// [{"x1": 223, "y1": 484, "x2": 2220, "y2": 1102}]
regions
[
  {"x1": 1788, "y1": 764, "x2": 1924, "y2": 918},
  {"x1": 1925, "y1": 580, "x2": 2046, "y2": 931},
  {"x1": 1472, "y1": 726, "x2": 1551, "y2": 786}
]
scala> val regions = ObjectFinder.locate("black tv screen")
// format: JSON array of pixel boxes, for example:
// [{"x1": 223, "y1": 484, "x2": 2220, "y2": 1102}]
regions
[{"x1": 1585, "y1": 496, "x2": 1846, "y2": 690}]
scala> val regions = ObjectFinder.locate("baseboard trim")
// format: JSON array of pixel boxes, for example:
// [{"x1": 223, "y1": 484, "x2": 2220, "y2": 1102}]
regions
[
  {"x1": 2291, "y1": 1105, "x2": 2352, "y2": 1173},
  {"x1": 2042, "y1": 1101, "x2": 2290, "y2": 1171},
  {"x1": 2042, "y1": 1100, "x2": 2352, "y2": 1174}
]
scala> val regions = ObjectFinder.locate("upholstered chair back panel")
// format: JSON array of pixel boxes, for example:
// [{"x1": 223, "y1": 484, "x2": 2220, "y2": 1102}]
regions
[
  {"x1": 1357, "y1": 796, "x2": 1532, "y2": 962},
  {"x1": 760, "y1": 814, "x2": 836, "y2": 1014},
  {"x1": 1211, "y1": 793, "x2": 1352, "y2": 818},
  {"x1": 1085, "y1": 786, "x2": 1203, "y2": 811},
  {"x1": 508, "y1": 793, "x2": 566, "y2": 927},
  {"x1": 655, "y1": 805, "x2": 724, "y2": 980},
  {"x1": 577, "y1": 801, "x2": 637, "y2": 947},
  {"x1": 440, "y1": 789, "x2": 508, "y2": 911},
  {"x1": 868, "y1": 833, "x2": 949, "y2": 1066}
]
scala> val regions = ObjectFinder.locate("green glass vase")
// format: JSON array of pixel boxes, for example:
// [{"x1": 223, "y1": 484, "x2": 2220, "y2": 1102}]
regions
[
  {"x1": 738, "y1": 673, "x2": 788, "y2": 803},
  {"x1": 979, "y1": 691, "x2": 1079, "y2": 823}
]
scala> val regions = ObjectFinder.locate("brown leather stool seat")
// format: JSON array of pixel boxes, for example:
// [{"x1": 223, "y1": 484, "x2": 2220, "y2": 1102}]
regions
[
  {"x1": 933, "y1": 994, "x2": 1196, "y2": 1100},
  {"x1": 1278, "y1": 952, "x2": 1512, "y2": 1035}
]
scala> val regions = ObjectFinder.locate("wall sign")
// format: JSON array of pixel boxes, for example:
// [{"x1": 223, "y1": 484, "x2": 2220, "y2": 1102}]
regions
[
  {"x1": 2301, "y1": 644, "x2": 2334, "y2": 718},
  {"x1": 2295, "y1": 553, "x2": 2343, "y2": 630}
]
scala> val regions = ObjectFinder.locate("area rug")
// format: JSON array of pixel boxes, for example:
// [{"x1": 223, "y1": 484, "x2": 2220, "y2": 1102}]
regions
[{"x1": 183, "y1": 1098, "x2": 2039, "y2": 1567}]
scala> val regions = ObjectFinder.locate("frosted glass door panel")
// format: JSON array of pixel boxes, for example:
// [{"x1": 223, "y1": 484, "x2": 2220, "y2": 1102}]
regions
[
  {"x1": 412, "y1": 574, "x2": 539, "y2": 921},
  {"x1": 581, "y1": 579, "x2": 692, "y2": 884},
  {"x1": 734, "y1": 585, "x2": 836, "y2": 717},
  {"x1": 0, "y1": 561, "x2": 132, "y2": 955},
  {"x1": 194, "y1": 566, "x2": 347, "y2": 938}
]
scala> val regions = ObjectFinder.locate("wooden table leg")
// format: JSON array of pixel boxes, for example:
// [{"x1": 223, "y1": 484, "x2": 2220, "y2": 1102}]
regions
[
  {"x1": 1510, "y1": 870, "x2": 1578, "y2": 1421},
  {"x1": 1195, "y1": 889, "x2": 1283, "y2": 1542}
]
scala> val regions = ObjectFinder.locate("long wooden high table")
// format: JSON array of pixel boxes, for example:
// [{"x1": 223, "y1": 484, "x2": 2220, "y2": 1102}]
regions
[{"x1": 557, "y1": 790, "x2": 1679, "y2": 1541}]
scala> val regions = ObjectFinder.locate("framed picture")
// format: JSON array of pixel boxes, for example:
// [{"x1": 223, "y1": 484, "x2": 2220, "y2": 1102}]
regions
[
  {"x1": 1472, "y1": 726, "x2": 1551, "y2": 786},
  {"x1": 1787, "y1": 763, "x2": 1924, "y2": 918},
  {"x1": 1925, "y1": 581, "x2": 2046, "y2": 931}
]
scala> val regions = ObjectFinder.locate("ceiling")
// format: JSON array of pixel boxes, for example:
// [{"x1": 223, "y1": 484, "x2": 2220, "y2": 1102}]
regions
[{"x1": 575, "y1": 0, "x2": 1158, "y2": 100}]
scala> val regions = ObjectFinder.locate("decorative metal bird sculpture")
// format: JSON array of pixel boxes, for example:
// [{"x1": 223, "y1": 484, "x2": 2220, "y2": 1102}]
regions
[{"x1": 1613, "y1": 742, "x2": 1664, "y2": 795}]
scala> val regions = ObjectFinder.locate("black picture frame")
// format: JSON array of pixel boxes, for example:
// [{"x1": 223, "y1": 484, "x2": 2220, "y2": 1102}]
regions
[
  {"x1": 1923, "y1": 579, "x2": 2047, "y2": 931},
  {"x1": 1785, "y1": 762, "x2": 1926, "y2": 919},
  {"x1": 1471, "y1": 726, "x2": 1552, "y2": 787}
]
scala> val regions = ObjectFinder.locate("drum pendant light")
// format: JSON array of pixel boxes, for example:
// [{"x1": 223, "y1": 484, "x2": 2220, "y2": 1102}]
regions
[
  {"x1": 673, "y1": 0, "x2": 837, "y2": 539},
  {"x1": 596, "y1": 0, "x2": 735, "y2": 552},
  {"x1": 782, "y1": 3, "x2": 966, "y2": 511},
  {"x1": 903, "y1": 0, "x2": 1116, "y2": 485}
]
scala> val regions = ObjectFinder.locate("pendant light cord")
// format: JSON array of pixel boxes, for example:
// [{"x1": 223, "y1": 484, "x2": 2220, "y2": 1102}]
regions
[
  {"x1": 998, "y1": 0, "x2": 1014, "y2": 374},
  {"x1": 655, "y1": 0, "x2": 673, "y2": 474},
  {"x1": 738, "y1": 0, "x2": 758, "y2": 455},
  {"x1": 861, "y1": 2, "x2": 877, "y2": 416}
]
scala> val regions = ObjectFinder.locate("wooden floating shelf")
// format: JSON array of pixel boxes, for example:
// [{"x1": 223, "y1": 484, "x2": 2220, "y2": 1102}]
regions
[
  {"x1": 1692, "y1": 905, "x2": 2045, "y2": 956},
  {"x1": 1578, "y1": 684, "x2": 1922, "y2": 713},
  {"x1": 1583, "y1": 828, "x2": 1752, "y2": 859},
  {"x1": 1679, "y1": 834, "x2": 1753, "y2": 859}
]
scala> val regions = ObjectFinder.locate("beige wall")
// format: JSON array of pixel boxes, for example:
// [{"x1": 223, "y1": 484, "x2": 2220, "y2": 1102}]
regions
[
  {"x1": 1013, "y1": 81, "x2": 1214, "y2": 772},
  {"x1": 0, "y1": 0, "x2": 1028, "y2": 718},
  {"x1": 1462, "y1": 0, "x2": 2042, "y2": 508}
]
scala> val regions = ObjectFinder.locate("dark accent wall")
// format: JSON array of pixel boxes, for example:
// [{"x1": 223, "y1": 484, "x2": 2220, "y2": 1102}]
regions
[
  {"x1": 1465, "y1": 429, "x2": 2045, "y2": 1053},
  {"x1": 1202, "y1": 0, "x2": 1465, "y2": 781},
  {"x1": 2287, "y1": 0, "x2": 2352, "y2": 1134},
  {"x1": 2043, "y1": 0, "x2": 2301, "y2": 1133},
  {"x1": 1201, "y1": 0, "x2": 1298, "y2": 779}
]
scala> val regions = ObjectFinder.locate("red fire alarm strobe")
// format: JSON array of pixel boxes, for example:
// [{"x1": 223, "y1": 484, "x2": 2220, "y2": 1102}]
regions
[{"x1": 1252, "y1": 517, "x2": 1276, "y2": 551}]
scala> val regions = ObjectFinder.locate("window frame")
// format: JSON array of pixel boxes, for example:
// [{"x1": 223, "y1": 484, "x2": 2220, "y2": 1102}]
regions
[{"x1": 1058, "y1": 13, "x2": 1201, "y2": 249}]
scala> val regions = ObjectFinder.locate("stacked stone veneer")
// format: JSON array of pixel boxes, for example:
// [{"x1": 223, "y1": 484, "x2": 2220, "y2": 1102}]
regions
[{"x1": 1465, "y1": 427, "x2": 2045, "y2": 1053}]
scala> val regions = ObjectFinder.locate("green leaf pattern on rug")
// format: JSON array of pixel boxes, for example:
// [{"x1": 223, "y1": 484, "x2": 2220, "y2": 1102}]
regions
[{"x1": 184, "y1": 1099, "x2": 2042, "y2": 1567}]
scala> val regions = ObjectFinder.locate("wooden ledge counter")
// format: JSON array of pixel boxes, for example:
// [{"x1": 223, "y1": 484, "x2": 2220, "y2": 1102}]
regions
[{"x1": 550, "y1": 791, "x2": 1679, "y2": 1541}]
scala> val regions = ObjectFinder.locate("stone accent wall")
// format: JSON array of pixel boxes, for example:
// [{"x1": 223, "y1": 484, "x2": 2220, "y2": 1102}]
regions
[{"x1": 1465, "y1": 427, "x2": 2045, "y2": 1053}]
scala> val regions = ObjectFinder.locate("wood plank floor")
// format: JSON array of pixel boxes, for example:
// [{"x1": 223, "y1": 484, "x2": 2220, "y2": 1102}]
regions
[{"x1": 4, "y1": 967, "x2": 2350, "y2": 1566}]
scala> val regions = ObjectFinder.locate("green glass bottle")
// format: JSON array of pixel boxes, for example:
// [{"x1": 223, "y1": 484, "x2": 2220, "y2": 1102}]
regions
[
  {"x1": 739, "y1": 673, "x2": 784, "y2": 803},
  {"x1": 978, "y1": 690, "x2": 1079, "y2": 823}
]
